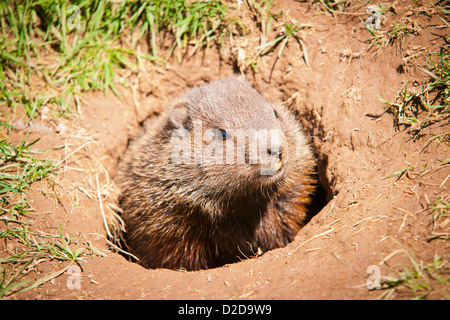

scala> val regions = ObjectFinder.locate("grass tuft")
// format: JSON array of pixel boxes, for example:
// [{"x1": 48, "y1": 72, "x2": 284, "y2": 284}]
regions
[
  {"x1": 311, "y1": 0, "x2": 352, "y2": 13},
  {"x1": 380, "y1": 254, "x2": 449, "y2": 300},
  {"x1": 0, "y1": 0, "x2": 241, "y2": 116},
  {"x1": 378, "y1": 48, "x2": 450, "y2": 141}
]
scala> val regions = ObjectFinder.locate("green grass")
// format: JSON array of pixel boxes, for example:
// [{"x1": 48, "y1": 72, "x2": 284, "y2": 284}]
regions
[
  {"x1": 0, "y1": 136, "x2": 52, "y2": 297},
  {"x1": 0, "y1": 135, "x2": 103, "y2": 297},
  {"x1": 311, "y1": 0, "x2": 352, "y2": 13},
  {"x1": 0, "y1": 136, "x2": 54, "y2": 240},
  {"x1": 0, "y1": 137, "x2": 54, "y2": 194},
  {"x1": 234, "y1": 0, "x2": 311, "y2": 72},
  {"x1": 378, "y1": 194, "x2": 450, "y2": 300},
  {"x1": 380, "y1": 163, "x2": 416, "y2": 181},
  {"x1": 257, "y1": 18, "x2": 311, "y2": 64},
  {"x1": 378, "y1": 48, "x2": 450, "y2": 141},
  {"x1": 380, "y1": 194, "x2": 450, "y2": 299},
  {"x1": 375, "y1": 15, "x2": 449, "y2": 297},
  {"x1": 372, "y1": 4, "x2": 449, "y2": 139},
  {"x1": 363, "y1": 20, "x2": 418, "y2": 52},
  {"x1": 430, "y1": 194, "x2": 450, "y2": 241},
  {"x1": 0, "y1": 0, "x2": 240, "y2": 117},
  {"x1": 380, "y1": 254, "x2": 449, "y2": 300},
  {"x1": 0, "y1": 224, "x2": 105, "y2": 297}
]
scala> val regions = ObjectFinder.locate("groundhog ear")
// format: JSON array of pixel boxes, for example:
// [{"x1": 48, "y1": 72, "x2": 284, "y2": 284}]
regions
[{"x1": 168, "y1": 99, "x2": 190, "y2": 129}]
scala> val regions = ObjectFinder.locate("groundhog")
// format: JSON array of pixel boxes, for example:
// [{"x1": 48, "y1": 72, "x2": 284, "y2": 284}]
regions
[{"x1": 116, "y1": 77, "x2": 316, "y2": 271}]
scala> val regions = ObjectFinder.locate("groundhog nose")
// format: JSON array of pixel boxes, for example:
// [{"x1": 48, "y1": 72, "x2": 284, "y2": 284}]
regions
[
  {"x1": 267, "y1": 145, "x2": 283, "y2": 157},
  {"x1": 267, "y1": 131, "x2": 286, "y2": 158}
]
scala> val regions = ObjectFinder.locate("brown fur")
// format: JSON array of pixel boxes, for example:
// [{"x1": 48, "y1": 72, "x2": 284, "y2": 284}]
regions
[{"x1": 116, "y1": 77, "x2": 316, "y2": 270}]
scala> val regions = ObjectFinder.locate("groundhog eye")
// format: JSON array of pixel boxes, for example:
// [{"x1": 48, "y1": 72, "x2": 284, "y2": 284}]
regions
[
  {"x1": 215, "y1": 129, "x2": 229, "y2": 141},
  {"x1": 273, "y1": 108, "x2": 278, "y2": 118}
]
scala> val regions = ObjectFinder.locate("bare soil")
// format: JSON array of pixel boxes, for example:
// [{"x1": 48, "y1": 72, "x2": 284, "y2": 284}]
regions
[{"x1": 3, "y1": 0, "x2": 449, "y2": 299}]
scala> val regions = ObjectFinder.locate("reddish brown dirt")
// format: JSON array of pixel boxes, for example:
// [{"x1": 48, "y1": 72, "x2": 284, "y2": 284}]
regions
[{"x1": 3, "y1": 0, "x2": 449, "y2": 300}]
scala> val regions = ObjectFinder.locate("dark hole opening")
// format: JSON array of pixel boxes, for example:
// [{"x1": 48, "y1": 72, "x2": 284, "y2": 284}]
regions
[{"x1": 110, "y1": 92, "x2": 333, "y2": 271}]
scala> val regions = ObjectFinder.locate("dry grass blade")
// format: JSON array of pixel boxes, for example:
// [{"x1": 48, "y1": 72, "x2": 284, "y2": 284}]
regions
[{"x1": 288, "y1": 228, "x2": 335, "y2": 255}]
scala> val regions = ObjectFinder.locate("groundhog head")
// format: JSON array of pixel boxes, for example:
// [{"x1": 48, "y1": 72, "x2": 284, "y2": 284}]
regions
[{"x1": 162, "y1": 77, "x2": 309, "y2": 198}]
